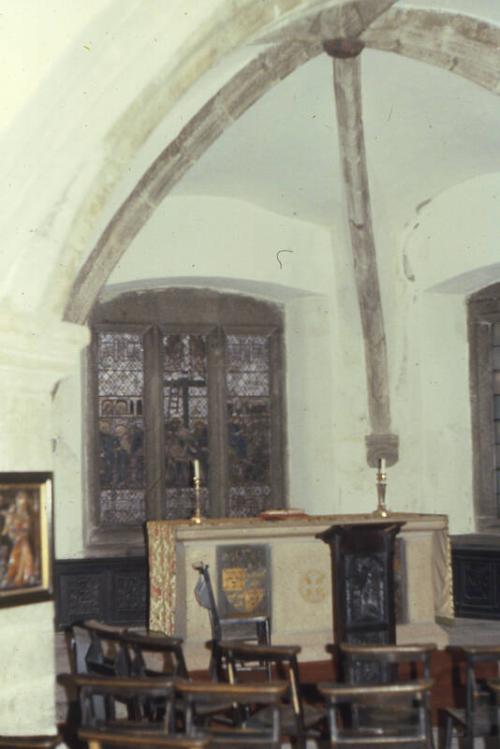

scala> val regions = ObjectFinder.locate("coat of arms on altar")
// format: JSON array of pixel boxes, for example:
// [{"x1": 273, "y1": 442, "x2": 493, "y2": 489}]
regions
[{"x1": 217, "y1": 543, "x2": 271, "y2": 619}]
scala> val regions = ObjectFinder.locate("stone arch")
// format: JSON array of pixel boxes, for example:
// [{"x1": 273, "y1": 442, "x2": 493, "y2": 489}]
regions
[{"x1": 64, "y1": 6, "x2": 500, "y2": 325}]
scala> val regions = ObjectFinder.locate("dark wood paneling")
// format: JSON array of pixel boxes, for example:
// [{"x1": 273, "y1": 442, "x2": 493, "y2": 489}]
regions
[
  {"x1": 452, "y1": 535, "x2": 500, "y2": 619},
  {"x1": 318, "y1": 523, "x2": 403, "y2": 662},
  {"x1": 54, "y1": 556, "x2": 148, "y2": 628}
]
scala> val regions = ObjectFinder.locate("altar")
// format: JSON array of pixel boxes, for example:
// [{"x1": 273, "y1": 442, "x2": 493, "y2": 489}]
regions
[{"x1": 147, "y1": 513, "x2": 453, "y2": 669}]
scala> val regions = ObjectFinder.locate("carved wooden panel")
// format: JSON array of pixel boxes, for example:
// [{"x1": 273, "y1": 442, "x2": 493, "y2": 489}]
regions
[
  {"x1": 54, "y1": 556, "x2": 147, "y2": 628},
  {"x1": 452, "y1": 537, "x2": 500, "y2": 619},
  {"x1": 318, "y1": 522, "x2": 404, "y2": 683},
  {"x1": 345, "y1": 552, "x2": 386, "y2": 627}
]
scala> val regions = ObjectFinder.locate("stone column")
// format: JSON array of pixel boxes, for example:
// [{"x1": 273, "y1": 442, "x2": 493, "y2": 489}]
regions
[{"x1": 0, "y1": 306, "x2": 88, "y2": 733}]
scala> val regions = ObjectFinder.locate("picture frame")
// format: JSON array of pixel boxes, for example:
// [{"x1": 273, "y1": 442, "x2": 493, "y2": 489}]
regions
[{"x1": 0, "y1": 472, "x2": 53, "y2": 607}]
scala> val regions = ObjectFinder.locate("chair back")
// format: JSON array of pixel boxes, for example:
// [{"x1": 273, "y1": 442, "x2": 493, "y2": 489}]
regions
[
  {"x1": 118, "y1": 631, "x2": 189, "y2": 680},
  {"x1": 216, "y1": 640, "x2": 324, "y2": 748},
  {"x1": 193, "y1": 562, "x2": 222, "y2": 640},
  {"x1": 69, "y1": 620, "x2": 130, "y2": 677},
  {"x1": 67, "y1": 673, "x2": 176, "y2": 731},
  {"x1": 67, "y1": 620, "x2": 130, "y2": 723},
  {"x1": 319, "y1": 678, "x2": 433, "y2": 747},
  {"x1": 177, "y1": 678, "x2": 287, "y2": 747},
  {"x1": 338, "y1": 642, "x2": 436, "y2": 685},
  {"x1": 463, "y1": 646, "x2": 500, "y2": 738}
]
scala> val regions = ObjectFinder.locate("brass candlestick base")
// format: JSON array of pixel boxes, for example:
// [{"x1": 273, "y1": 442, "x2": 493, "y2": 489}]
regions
[
  {"x1": 373, "y1": 468, "x2": 390, "y2": 518},
  {"x1": 191, "y1": 476, "x2": 203, "y2": 524}
]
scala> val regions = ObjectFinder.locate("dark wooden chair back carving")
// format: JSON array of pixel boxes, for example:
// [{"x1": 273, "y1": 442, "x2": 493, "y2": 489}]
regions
[
  {"x1": 320, "y1": 678, "x2": 433, "y2": 747},
  {"x1": 176, "y1": 678, "x2": 287, "y2": 748},
  {"x1": 443, "y1": 645, "x2": 500, "y2": 748}
]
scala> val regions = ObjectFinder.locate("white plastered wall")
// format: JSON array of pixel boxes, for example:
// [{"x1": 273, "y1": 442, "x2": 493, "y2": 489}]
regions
[
  {"x1": 402, "y1": 173, "x2": 500, "y2": 533},
  {"x1": 1, "y1": 0, "x2": 499, "y2": 734}
]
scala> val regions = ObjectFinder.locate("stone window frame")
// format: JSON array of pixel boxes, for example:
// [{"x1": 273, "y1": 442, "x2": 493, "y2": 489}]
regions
[
  {"x1": 84, "y1": 287, "x2": 287, "y2": 553},
  {"x1": 469, "y1": 282, "x2": 500, "y2": 532}
]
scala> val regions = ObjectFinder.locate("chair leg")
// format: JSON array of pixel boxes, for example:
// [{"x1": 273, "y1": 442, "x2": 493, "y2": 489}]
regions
[{"x1": 443, "y1": 715, "x2": 453, "y2": 749}]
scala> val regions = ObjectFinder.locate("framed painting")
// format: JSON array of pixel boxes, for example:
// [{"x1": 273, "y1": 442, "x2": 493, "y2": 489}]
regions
[{"x1": 0, "y1": 472, "x2": 53, "y2": 607}]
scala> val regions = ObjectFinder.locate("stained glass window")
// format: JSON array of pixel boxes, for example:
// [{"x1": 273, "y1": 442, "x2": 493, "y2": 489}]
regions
[
  {"x1": 226, "y1": 334, "x2": 272, "y2": 517},
  {"x1": 90, "y1": 289, "x2": 284, "y2": 539},
  {"x1": 163, "y1": 334, "x2": 209, "y2": 519},
  {"x1": 96, "y1": 332, "x2": 145, "y2": 525}
]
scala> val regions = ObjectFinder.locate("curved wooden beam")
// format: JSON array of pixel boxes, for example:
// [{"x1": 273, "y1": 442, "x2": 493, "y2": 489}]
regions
[{"x1": 326, "y1": 45, "x2": 397, "y2": 463}]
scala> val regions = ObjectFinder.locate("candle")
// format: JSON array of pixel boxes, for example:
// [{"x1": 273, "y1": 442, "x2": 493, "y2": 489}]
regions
[
  {"x1": 193, "y1": 459, "x2": 201, "y2": 482},
  {"x1": 378, "y1": 458, "x2": 386, "y2": 474}
]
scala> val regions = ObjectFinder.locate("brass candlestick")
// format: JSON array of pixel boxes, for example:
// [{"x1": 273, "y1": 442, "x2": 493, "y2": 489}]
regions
[
  {"x1": 191, "y1": 459, "x2": 202, "y2": 524},
  {"x1": 373, "y1": 459, "x2": 390, "y2": 518},
  {"x1": 192, "y1": 475, "x2": 202, "y2": 524}
]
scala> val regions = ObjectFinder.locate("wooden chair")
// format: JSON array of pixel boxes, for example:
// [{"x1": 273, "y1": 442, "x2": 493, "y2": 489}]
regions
[
  {"x1": 117, "y1": 630, "x2": 191, "y2": 725},
  {"x1": 193, "y1": 562, "x2": 270, "y2": 668},
  {"x1": 68, "y1": 620, "x2": 130, "y2": 677},
  {"x1": 214, "y1": 640, "x2": 325, "y2": 749},
  {"x1": 0, "y1": 737, "x2": 61, "y2": 749},
  {"x1": 119, "y1": 630, "x2": 189, "y2": 680},
  {"x1": 79, "y1": 727, "x2": 208, "y2": 749},
  {"x1": 335, "y1": 642, "x2": 436, "y2": 749},
  {"x1": 177, "y1": 678, "x2": 288, "y2": 747},
  {"x1": 443, "y1": 645, "x2": 500, "y2": 749},
  {"x1": 319, "y1": 679, "x2": 433, "y2": 748},
  {"x1": 66, "y1": 620, "x2": 132, "y2": 726},
  {"x1": 337, "y1": 643, "x2": 436, "y2": 685},
  {"x1": 65, "y1": 673, "x2": 176, "y2": 731}
]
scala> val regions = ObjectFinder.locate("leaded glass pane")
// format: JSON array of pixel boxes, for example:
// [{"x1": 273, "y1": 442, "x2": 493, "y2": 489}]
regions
[
  {"x1": 493, "y1": 323, "x2": 500, "y2": 347},
  {"x1": 163, "y1": 334, "x2": 209, "y2": 519},
  {"x1": 165, "y1": 487, "x2": 209, "y2": 520},
  {"x1": 97, "y1": 332, "x2": 146, "y2": 525},
  {"x1": 100, "y1": 489, "x2": 145, "y2": 526},
  {"x1": 228, "y1": 486, "x2": 271, "y2": 517},
  {"x1": 226, "y1": 334, "x2": 272, "y2": 517}
]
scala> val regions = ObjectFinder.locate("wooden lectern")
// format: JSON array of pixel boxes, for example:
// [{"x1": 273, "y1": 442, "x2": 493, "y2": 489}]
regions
[{"x1": 317, "y1": 522, "x2": 404, "y2": 647}]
